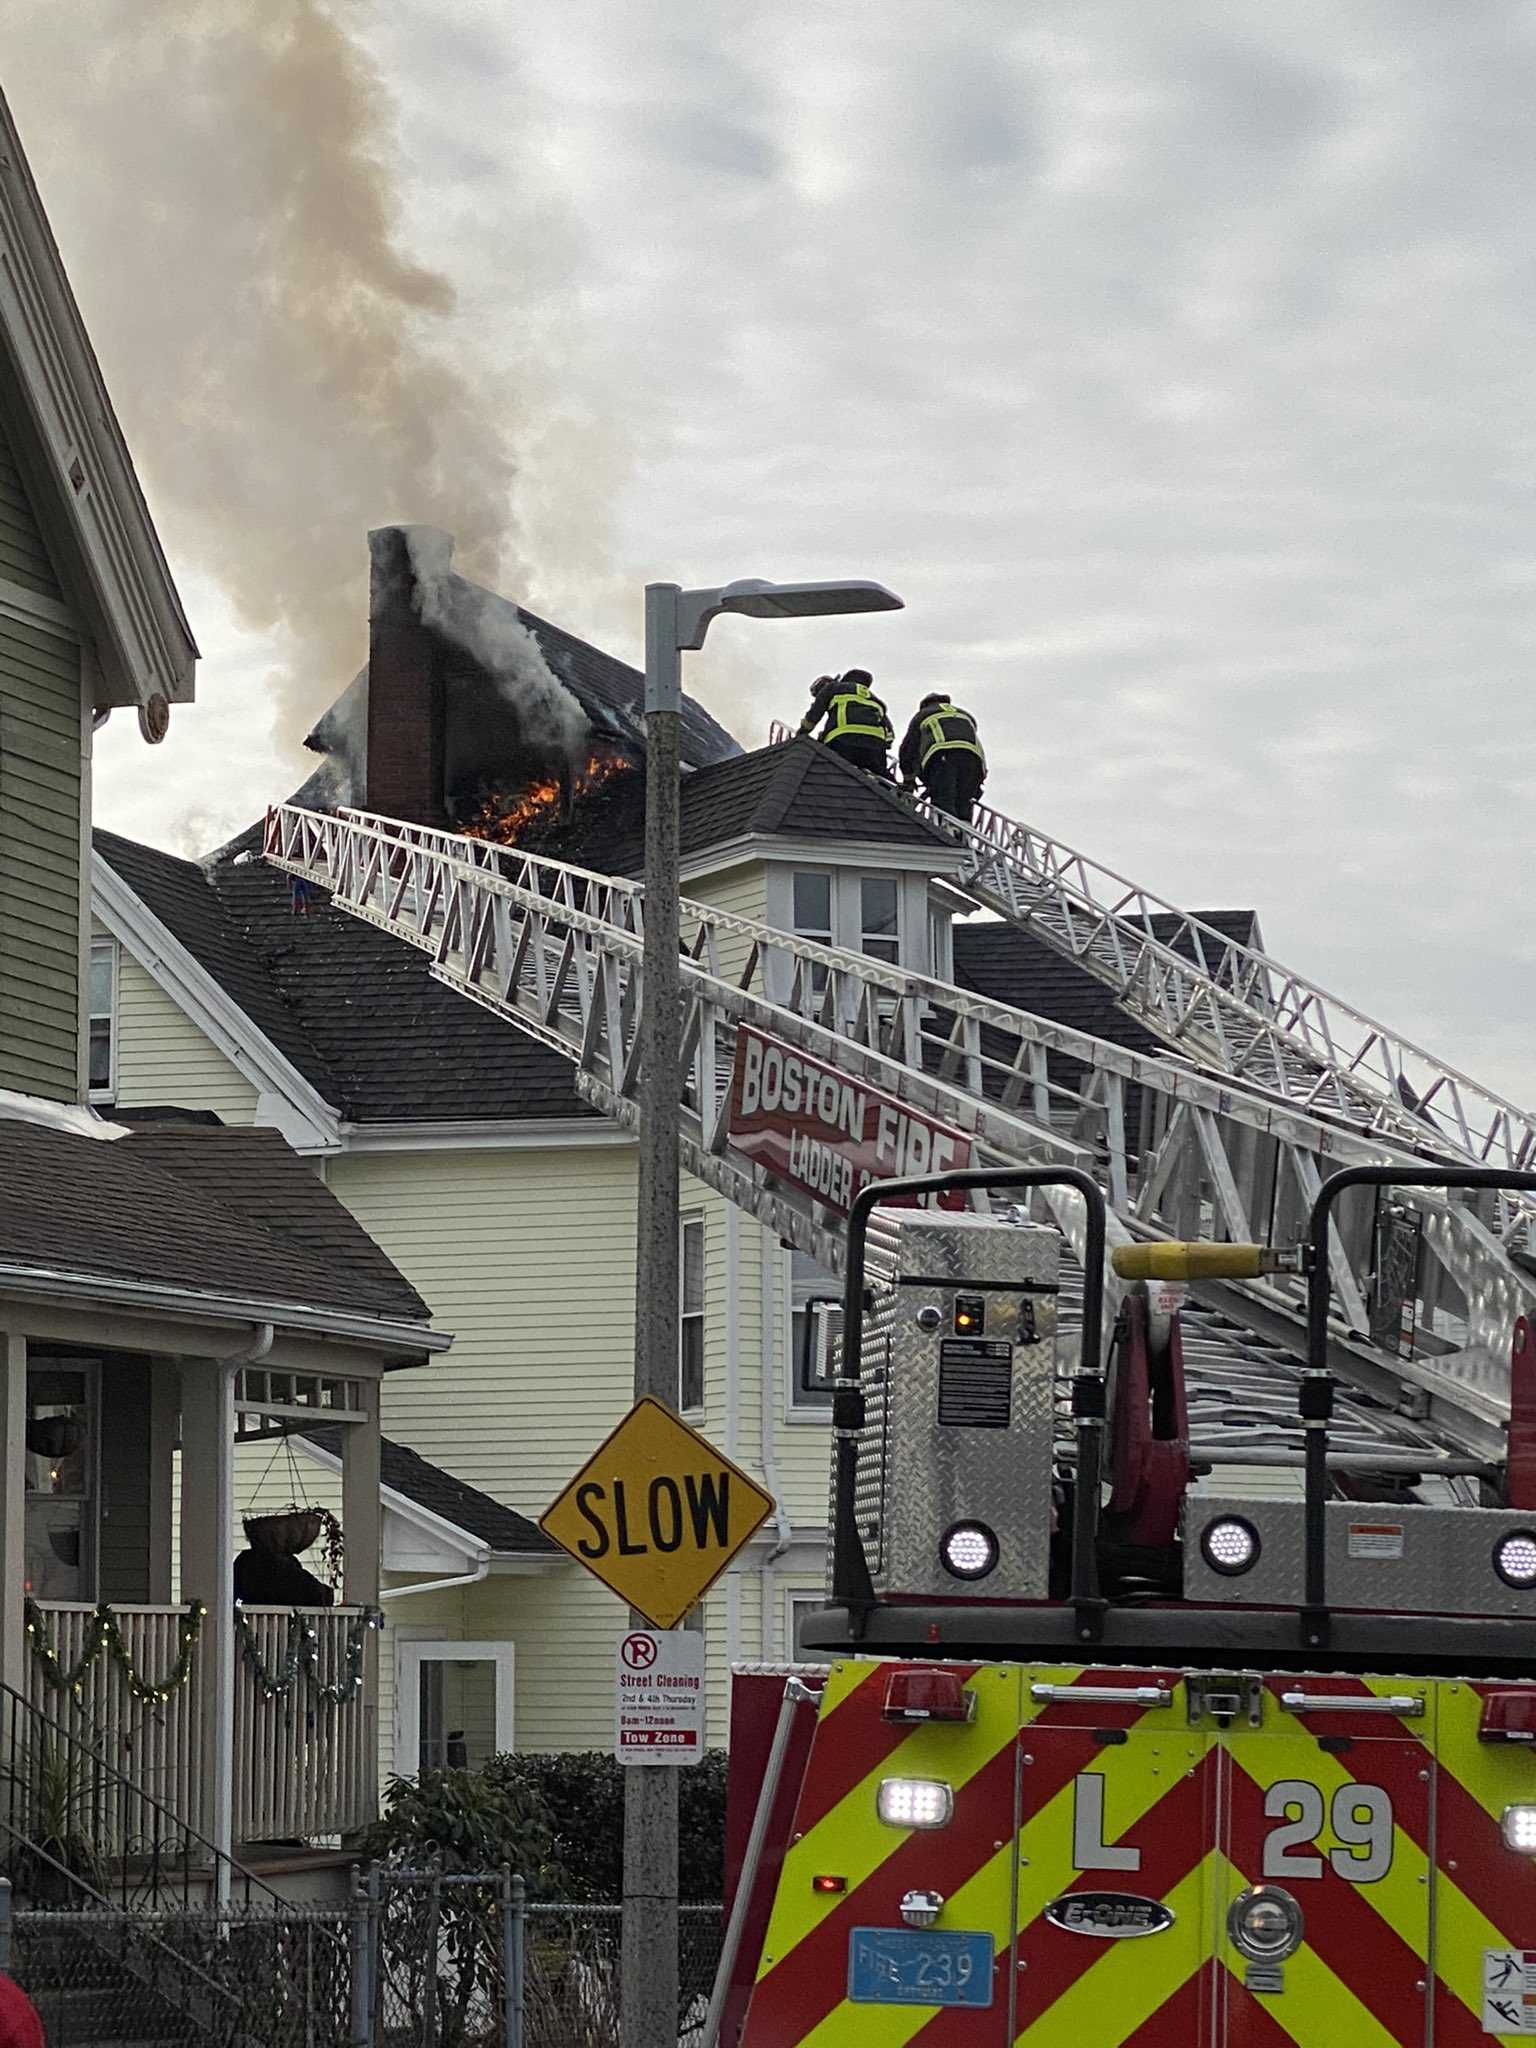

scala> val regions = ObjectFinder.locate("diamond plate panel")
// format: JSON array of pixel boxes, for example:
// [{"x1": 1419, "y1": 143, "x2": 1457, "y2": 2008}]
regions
[
  {"x1": 846, "y1": 1211, "x2": 1059, "y2": 1602},
  {"x1": 1184, "y1": 1493, "x2": 1536, "y2": 1616}
]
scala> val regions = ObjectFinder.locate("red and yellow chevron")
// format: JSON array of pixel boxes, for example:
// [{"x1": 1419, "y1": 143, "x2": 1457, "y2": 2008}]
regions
[{"x1": 738, "y1": 1663, "x2": 1536, "y2": 2047}]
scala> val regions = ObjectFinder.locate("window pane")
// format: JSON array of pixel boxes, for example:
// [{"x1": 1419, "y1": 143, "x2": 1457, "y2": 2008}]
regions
[
  {"x1": 419, "y1": 1664, "x2": 446, "y2": 1771},
  {"x1": 88, "y1": 1018, "x2": 112, "y2": 1092},
  {"x1": 793, "y1": 872, "x2": 831, "y2": 934},
  {"x1": 88, "y1": 947, "x2": 113, "y2": 1018},
  {"x1": 860, "y1": 876, "x2": 898, "y2": 939},
  {"x1": 680, "y1": 1320, "x2": 704, "y2": 1410},
  {"x1": 681, "y1": 1218, "x2": 704, "y2": 1315}
]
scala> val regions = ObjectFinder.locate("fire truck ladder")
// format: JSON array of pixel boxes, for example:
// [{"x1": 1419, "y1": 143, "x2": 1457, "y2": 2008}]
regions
[{"x1": 264, "y1": 803, "x2": 1535, "y2": 1469}]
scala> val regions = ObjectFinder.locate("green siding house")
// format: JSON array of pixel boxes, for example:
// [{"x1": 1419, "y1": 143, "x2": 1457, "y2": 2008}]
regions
[{"x1": 0, "y1": 82, "x2": 195, "y2": 1101}]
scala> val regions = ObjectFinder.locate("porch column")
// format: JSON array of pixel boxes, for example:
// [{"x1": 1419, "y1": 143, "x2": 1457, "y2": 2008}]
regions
[
  {"x1": 341, "y1": 1377, "x2": 381, "y2": 1823},
  {"x1": 0, "y1": 1335, "x2": 25, "y2": 1698},
  {"x1": 179, "y1": 1359, "x2": 236, "y2": 1876}
]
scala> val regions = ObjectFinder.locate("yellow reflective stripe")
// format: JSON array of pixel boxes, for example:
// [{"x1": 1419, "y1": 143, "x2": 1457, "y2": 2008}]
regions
[
  {"x1": 757, "y1": 1664, "x2": 1022, "y2": 1972},
  {"x1": 1017, "y1": 1853, "x2": 1211, "y2": 2047},
  {"x1": 795, "y1": 1843, "x2": 1017, "y2": 2048},
  {"x1": 1222, "y1": 1741, "x2": 1429, "y2": 1967},
  {"x1": 1422, "y1": 1681, "x2": 1529, "y2": 2029}
]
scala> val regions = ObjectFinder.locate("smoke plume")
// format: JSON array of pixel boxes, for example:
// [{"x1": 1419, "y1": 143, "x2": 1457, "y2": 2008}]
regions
[{"x1": 0, "y1": 0, "x2": 609, "y2": 752}]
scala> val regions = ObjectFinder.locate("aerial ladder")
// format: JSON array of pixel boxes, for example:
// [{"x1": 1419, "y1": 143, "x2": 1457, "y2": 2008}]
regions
[
  {"x1": 264, "y1": 799, "x2": 1533, "y2": 1468},
  {"x1": 265, "y1": 799, "x2": 1536, "y2": 2042}
]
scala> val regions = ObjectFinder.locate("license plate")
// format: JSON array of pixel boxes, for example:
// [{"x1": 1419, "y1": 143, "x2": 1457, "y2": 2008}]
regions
[{"x1": 847, "y1": 1927, "x2": 994, "y2": 2007}]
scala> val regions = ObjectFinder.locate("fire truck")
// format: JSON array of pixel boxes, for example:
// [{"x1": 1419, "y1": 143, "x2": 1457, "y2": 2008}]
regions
[
  {"x1": 714, "y1": 1162, "x2": 1536, "y2": 2047},
  {"x1": 262, "y1": 794, "x2": 1536, "y2": 2045}
]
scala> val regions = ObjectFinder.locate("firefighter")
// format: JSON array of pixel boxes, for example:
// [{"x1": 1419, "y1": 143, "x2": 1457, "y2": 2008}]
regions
[
  {"x1": 795, "y1": 670, "x2": 894, "y2": 778},
  {"x1": 899, "y1": 692, "x2": 986, "y2": 824}
]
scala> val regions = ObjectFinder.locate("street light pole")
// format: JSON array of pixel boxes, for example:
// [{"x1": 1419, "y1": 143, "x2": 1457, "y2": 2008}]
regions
[
  {"x1": 625, "y1": 573, "x2": 903, "y2": 2048},
  {"x1": 623, "y1": 585, "x2": 685, "y2": 2048}
]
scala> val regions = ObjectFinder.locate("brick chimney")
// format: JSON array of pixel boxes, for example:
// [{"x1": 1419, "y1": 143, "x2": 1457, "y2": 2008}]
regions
[{"x1": 364, "y1": 526, "x2": 450, "y2": 823}]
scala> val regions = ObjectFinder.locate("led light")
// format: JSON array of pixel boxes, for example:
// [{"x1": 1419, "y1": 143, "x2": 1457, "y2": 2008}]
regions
[
  {"x1": 1200, "y1": 1516, "x2": 1262, "y2": 1577},
  {"x1": 954, "y1": 1295, "x2": 985, "y2": 1336},
  {"x1": 1494, "y1": 1533, "x2": 1536, "y2": 1589},
  {"x1": 812, "y1": 1874, "x2": 847, "y2": 1894},
  {"x1": 877, "y1": 1778, "x2": 954, "y2": 1829},
  {"x1": 941, "y1": 1522, "x2": 999, "y2": 1581},
  {"x1": 1227, "y1": 1885, "x2": 1303, "y2": 1961},
  {"x1": 1502, "y1": 1805, "x2": 1536, "y2": 1854}
]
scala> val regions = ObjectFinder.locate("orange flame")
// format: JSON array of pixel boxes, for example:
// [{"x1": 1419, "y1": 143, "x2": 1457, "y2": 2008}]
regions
[{"x1": 462, "y1": 749, "x2": 634, "y2": 844}]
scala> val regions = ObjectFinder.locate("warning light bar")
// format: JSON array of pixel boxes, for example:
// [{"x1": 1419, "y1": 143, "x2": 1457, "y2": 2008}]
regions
[
  {"x1": 1481, "y1": 1692, "x2": 1536, "y2": 1744},
  {"x1": 1111, "y1": 1242, "x2": 1306, "y2": 1282},
  {"x1": 883, "y1": 1669, "x2": 976, "y2": 1724}
]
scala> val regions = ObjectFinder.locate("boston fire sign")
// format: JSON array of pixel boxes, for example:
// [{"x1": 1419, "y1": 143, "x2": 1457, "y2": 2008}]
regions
[
  {"x1": 728, "y1": 1023, "x2": 972, "y2": 1215},
  {"x1": 540, "y1": 1396, "x2": 775, "y2": 1630}
]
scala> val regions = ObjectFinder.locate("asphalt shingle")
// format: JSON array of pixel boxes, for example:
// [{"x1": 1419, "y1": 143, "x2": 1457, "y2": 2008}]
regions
[
  {"x1": 0, "y1": 1115, "x2": 430, "y2": 1325},
  {"x1": 303, "y1": 1424, "x2": 555, "y2": 1556}
]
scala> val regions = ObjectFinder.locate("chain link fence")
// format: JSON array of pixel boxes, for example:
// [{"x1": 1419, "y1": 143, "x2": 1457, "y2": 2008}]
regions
[{"x1": 1, "y1": 1875, "x2": 724, "y2": 2048}]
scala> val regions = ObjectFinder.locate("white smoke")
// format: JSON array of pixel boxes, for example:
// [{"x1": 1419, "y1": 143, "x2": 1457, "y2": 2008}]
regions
[
  {"x1": 403, "y1": 526, "x2": 594, "y2": 766},
  {"x1": 0, "y1": 0, "x2": 619, "y2": 757}
]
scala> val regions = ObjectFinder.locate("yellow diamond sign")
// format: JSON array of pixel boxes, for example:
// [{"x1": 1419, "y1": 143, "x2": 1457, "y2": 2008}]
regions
[{"x1": 539, "y1": 1397, "x2": 776, "y2": 1630}]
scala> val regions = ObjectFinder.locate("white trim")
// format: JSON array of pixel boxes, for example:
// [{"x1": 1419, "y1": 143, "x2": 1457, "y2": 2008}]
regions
[
  {"x1": 395, "y1": 1639, "x2": 515, "y2": 1775},
  {"x1": 92, "y1": 853, "x2": 342, "y2": 1151},
  {"x1": 0, "y1": 1261, "x2": 449, "y2": 1355},
  {"x1": 338, "y1": 1117, "x2": 632, "y2": 1153},
  {"x1": 0, "y1": 96, "x2": 196, "y2": 711}
]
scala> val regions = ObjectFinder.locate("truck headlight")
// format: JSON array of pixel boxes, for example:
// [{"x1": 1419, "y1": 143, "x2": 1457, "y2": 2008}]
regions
[
  {"x1": 877, "y1": 1778, "x2": 954, "y2": 1829},
  {"x1": 941, "y1": 1522, "x2": 998, "y2": 1580}
]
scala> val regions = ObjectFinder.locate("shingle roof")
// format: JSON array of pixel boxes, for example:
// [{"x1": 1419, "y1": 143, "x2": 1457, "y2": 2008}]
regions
[
  {"x1": 304, "y1": 1424, "x2": 556, "y2": 1557},
  {"x1": 0, "y1": 1115, "x2": 431, "y2": 1325},
  {"x1": 522, "y1": 737, "x2": 957, "y2": 874},
  {"x1": 96, "y1": 828, "x2": 337, "y2": 1093}
]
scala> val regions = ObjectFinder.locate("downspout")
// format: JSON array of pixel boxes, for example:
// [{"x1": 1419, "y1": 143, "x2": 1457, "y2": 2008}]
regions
[{"x1": 759, "y1": 1229, "x2": 793, "y2": 1654}]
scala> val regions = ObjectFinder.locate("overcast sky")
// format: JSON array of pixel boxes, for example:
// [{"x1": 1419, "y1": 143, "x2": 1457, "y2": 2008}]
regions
[{"x1": 5, "y1": 1, "x2": 1534, "y2": 1103}]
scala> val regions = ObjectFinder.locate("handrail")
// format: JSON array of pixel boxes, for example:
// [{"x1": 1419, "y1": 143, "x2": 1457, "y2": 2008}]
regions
[{"x1": 0, "y1": 1678, "x2": 282, "y2": 1910}]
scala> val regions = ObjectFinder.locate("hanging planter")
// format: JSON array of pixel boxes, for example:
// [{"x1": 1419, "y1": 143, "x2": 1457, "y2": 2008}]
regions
[{"x1": 243, "y1": 1504, "x2": 345, "y2": 1588}]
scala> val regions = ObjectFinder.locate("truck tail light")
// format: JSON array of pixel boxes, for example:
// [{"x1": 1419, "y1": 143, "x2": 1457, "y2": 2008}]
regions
[
  {"x1": 1480, "y1": 1692, "x2": 1536, "y2": 1744},
  {"x1": 877, "y1": 1778, "x2": 954, "y2": 1829}
]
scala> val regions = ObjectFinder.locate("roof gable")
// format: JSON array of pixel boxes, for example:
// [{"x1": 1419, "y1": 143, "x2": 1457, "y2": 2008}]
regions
[{"x1": 0, "y1": 88, "x2": 195, "y2": 715}]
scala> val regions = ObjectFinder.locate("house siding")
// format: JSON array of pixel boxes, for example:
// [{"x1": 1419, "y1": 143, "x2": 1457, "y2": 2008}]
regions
[
  {"x1": 109, "y1": 942, "x2": 260, "y2": 1120},
  {"x1": 685, "y1": 859, "x2": 768, "y2": 990},
  {"x1": 0, "y1": 601, "x2": 82, "y2": 1102},
  {"x1": 0, "y1": 414, "x2": 63, "y2": 603}
]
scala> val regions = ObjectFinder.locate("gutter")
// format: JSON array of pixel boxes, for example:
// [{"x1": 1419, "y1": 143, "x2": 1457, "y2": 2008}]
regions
[
  {"x1": 0, "y1": 1261, "x2": 451, "y2": 1358},
  {"x1": 380, "y1": 1557, "x2": 490, "y2": 1601}
]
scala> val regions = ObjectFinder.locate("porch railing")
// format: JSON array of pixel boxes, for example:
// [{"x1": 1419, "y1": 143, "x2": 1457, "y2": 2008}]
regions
[
  {"x1": 233, "y1": 1606, "x2": 379, "y2": 1843},
  {"x1": 20, "y1": 1603, "x2": 208, "y2": 1865}
]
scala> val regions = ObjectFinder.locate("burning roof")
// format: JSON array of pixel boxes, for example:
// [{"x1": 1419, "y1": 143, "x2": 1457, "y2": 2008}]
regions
[{"x1": 304, "y1": 527, "x2": 739, "y2": 830}]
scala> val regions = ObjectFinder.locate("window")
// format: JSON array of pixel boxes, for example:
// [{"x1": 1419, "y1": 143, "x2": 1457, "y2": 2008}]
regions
[
  {"x1": 789, "y1": 1250, "x2": 839, "y2": 1413},
  {"x1": 791, "y1": 872, "x2": 832, "y2": 947},
  {"x1": 785, "y1": 1592, "x2": 833, "y2": 1664},
  {"x1": 88, "y1": 939, "x2": 116, "y2": 1100},
  {"x1": 24, "y1": 1360, "x2": 98, "y2": 1600},
  {"x1": 679, "y1": 1215, "x2": 705, "y2": 1411},
  {"x1": 860, "y1": 877, "x2": 900, "y2": 965},
  {"x1": 396, "y1": 1642, "x2": 515, "y2": 1775}
]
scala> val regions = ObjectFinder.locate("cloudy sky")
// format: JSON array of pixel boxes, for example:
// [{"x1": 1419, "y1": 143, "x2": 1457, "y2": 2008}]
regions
[{"x1": 4, "y1": 1, "x2": 1534, "y2": 1101}]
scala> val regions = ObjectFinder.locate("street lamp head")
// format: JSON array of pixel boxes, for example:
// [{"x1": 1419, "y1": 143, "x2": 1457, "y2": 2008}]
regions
[{"x1": 714, "y1": 578, "x2": 904, "y2": 621}]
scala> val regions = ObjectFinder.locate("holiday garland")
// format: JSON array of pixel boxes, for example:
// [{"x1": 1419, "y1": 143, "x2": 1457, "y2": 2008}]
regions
[
  {"x1": 232, "y1": 1604, "x2": 382, "y2": 1708},
  {"x1": 23, "y1": 1597, "x2": 205, "y2": 1704}
]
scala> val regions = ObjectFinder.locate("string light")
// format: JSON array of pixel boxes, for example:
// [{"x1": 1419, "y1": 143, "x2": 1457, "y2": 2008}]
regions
[
  {"x1": 232, "y1": 1605, "x2": 379, "y2": 1712},
  {"x1": 23, "y1": 1598, "x2": 204, "y2": 1703}
]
